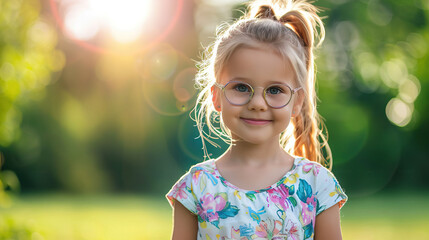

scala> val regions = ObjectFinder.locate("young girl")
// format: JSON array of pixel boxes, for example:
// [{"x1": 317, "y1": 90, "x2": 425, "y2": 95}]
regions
[{"x1": 166, "y1": 0, "x2": 348, "y2": 239}]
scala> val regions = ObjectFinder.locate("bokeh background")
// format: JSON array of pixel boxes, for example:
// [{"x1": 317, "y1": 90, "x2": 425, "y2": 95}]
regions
[{"x1": 0, "y1": 0, "x2": 428, "y2": 239}]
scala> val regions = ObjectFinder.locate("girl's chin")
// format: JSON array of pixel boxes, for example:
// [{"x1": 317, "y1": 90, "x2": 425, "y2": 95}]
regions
[{"x1": 230, "y1": 136, "x2": 281, "y2": 146}]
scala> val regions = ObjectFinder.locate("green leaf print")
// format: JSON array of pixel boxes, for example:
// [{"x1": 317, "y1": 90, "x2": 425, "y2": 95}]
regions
[
  {"x1": 215, "y1": 192, "x2": 228, "y2": 200},
  {"x1": 288, "y1": 196, "x2": 297, "y2": 207},
  {"x1": 297, "y1": 179, "x2": 312, "y2": 203},
  {"x1": 303, "y1": 222, "x2": 314, "y2": 239},
  {"x1": 218, "y1": 202, "x2": 239, "y2": 219},
  {"x1": 200, "y1": 175, "x2": 207, "y2": 192},
  {"x1": 212, "y1": 220, "x2": 220, "y2": 228},
  {"x1": 289, "y1": 184, "x2": 295, "y2": 195},
  {"x1": 246, "y1": 193, "x2": 256, "y2": 201}
]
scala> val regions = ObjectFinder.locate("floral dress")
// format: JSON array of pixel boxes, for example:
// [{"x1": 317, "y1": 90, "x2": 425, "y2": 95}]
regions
[{"x1": 166, "y1": 157, "x2": 347, "y2": 240}]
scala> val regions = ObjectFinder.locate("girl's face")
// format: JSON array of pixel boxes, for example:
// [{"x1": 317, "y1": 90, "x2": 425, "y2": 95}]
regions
[{"x1": 213, "y1": 45, "x2": 304, "y2": 145}]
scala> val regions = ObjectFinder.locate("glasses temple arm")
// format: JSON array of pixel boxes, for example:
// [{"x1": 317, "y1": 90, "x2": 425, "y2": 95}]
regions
[{"x1": 292, "y1": 87, "x2": 303, "y2": 94}]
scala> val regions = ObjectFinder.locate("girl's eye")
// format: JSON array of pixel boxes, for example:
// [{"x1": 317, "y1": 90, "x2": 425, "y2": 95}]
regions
[
  {"x1": 266, "y1": 86, "x2": 284, "y2": 95},
  {"x1": 234, "y1": 83, "x2": 250, "y2": 92}
]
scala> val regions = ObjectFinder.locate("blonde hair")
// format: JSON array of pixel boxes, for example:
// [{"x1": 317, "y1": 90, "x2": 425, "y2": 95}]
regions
[{"x1": 193, "y1": 0, "x2": 332, "y2": 169}]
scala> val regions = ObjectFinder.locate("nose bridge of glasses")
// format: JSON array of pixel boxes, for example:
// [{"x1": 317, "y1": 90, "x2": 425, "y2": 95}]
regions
[
  {"x1": 251, "y1": 85, "x2": 265, "y2": 96},
  {"x1": 248, "y1": 86, "x2": 269, "y2": 106}
]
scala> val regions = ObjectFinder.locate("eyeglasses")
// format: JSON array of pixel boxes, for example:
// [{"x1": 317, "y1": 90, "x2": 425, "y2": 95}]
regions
[{"x1": 214, "y1": 80, "x2": 302, "y2": 109}]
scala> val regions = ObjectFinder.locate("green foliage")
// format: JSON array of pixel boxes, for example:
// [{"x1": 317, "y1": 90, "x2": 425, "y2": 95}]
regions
[
  {"x1": 313, "y1": 0, "x2": 429, "y2": 194},
  {"x1": 0, "y1": 170, "x2": 20, "y2": 208},
  {"x1": 0, "y1": 152, "x2": 20, "y2": 208},
  {"x1": 0, "y1": 218, "x2": 35, "y2": 240},
  {"x1": 0, "y1": 0, "x2": 64, "y2": 146}
]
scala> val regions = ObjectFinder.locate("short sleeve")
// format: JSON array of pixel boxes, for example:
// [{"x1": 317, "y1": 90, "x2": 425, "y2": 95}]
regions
[
  {"x1": 315, "y1": 167, "x2": 348, "y2": 216},
  {"x1": 166, "y1": 171, "x2": 198, "y2": 215}
]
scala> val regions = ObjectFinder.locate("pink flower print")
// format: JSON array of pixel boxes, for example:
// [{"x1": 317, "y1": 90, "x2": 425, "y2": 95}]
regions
[
  {"x1": 313, "y1": 164, "x2": 320, "y2": 175},
  {"x1": 172, "y1": 181, "x2": 188, "y2": 200},
  {"x1": 303, "y1": 163, "x2": 321, "y2": 176},
  {"x1": 302, "y1": 163, "x2": 311, "y2": 172},
  {"x1": 300, "y1": 196, "x2": 317, "y2": 226},
  {"x1": 192, "y1": 170, "x2": 202, "y2": 185},
  {"x1": 288, "y1": 225, "x2": 299, "y2": 240},
  {"x1": 284, "y1": 220, "x2": 300, "y2": 240},
  {"x1": 255, "y1": 220, "x2": 283, "y2": 238},
  {"x1": 268, "y1": 184, "x2": 290, "y2": 211},
  {"x1": 197, "y1": 193, "x2": 227, "y2": 222}
]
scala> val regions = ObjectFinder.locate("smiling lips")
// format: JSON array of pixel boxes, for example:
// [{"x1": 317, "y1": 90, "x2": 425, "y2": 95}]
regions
[{"x1": 240, "y1": 118, "x2": 272, "y2": 125}]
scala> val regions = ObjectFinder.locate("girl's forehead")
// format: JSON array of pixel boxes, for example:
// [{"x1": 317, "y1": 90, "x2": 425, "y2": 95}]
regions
[
  {"x1": 221, "y1": 46, "x2": 296, "y2": 85},
  {"x1": 228, "y1": 45, "x2": 293, "y2": 70}
]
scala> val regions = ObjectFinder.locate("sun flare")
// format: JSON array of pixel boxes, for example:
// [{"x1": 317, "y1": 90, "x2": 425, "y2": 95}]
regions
[{"x1": 64, "y1": 0, "x2": 150, "y2": 43}]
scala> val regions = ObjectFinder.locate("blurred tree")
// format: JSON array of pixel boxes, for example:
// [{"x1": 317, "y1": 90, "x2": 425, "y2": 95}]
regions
[
  {"x1": 0, "y1": 0, "x2": 64, "y2": 146},
  {"x1": 0, "y1": 0, "x2": 64, "y2": 200},
  {"x1": 314, "y1": 0, "x2": 429, "y2": 195}
]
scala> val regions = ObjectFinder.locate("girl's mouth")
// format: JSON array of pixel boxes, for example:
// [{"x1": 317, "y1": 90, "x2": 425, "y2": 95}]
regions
[{"x1": 240, "y1": 118, "x2": 272, "y2": 125}]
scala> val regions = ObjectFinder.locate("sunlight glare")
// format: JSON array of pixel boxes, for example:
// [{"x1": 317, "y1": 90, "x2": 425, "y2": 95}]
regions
[
  {"x1": 89, "y1": 0, "x2": 150, "y2": 43},
  {"x1": 65, "y1": 3, "x2": 100, "y2": 41}
]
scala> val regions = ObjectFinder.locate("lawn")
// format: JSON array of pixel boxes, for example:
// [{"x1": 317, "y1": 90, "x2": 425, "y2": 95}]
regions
[
  {"x1": 0, "y1": 194, "x2": 173, "y2": 240},
  {"x1": 341, "y1": 192, "x2": 429, "y2": 240},
  {"x1": 1, "y1": 191, "x2": 428, "y2": 240}
]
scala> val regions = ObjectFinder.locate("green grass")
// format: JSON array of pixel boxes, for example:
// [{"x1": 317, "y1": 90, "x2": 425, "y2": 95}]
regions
[
  {"x1": 0, "y1": 194, "x2": 173, "y2": 240},
  {"x1": 341, "y1": 192, "x2": 429, "y2": 240},
  {"x1": 1, "y1": 192, "x2": 428, "y2": 240}
]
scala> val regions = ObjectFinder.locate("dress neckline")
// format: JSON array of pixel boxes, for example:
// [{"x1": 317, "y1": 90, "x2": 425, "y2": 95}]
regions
[{"x1": 210, "y1": 157, "x2": 301, "y2": 194}]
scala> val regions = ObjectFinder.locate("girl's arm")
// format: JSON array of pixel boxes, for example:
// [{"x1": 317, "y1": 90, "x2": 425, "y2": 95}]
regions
[
  {"x1": 171, "y1": 201, "x2": 198, "y2": 240},
  {"x1": 314, "y1": 203, "x2": 343, "y2": 240}
]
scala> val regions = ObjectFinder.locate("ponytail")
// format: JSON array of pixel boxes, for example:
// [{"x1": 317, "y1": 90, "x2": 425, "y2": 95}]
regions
[{"x1": 249, "y1": 0, "x2": 331, "y2": 169}]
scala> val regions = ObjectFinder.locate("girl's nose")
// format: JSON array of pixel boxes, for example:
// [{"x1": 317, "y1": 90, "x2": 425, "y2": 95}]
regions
[{"x1": 247, "y1": 89, "x2": 268, "y2": 111}]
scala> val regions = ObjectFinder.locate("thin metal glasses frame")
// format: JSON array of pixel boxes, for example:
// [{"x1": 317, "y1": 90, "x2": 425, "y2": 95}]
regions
[{"x1": 214, "y1": 80, "x2": 302, "y2": 109}]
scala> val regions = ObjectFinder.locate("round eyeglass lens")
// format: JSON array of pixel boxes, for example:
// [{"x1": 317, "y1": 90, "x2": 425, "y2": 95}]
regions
[
  {"x1": 224, "y1": 81, "x2": 253, "y2": 105},
  {"x1": 264, "y1": 84, "x2": 292, "y2": 108}
]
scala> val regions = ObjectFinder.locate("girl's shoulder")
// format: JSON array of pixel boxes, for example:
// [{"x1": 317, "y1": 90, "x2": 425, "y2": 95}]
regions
[
  {"x1": 292, "y1": 157, "x2": 348, "y2": 214},
  {"x1": 293, "y1": 157, "x2": 335, "y2": 180},
  {"x1": 189, "y1": 159, "x2": 215, "y2": 169},
  {"x1": 188, "y1": 159, "x2": 217, "y2": 175},
  {"x1": 294, "y1": 156, "x2": 324, "y2": 167}
]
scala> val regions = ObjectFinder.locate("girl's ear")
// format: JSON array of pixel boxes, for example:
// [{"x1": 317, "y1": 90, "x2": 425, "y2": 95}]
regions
[
  {"x1": 292, "y1": 90, "x2": 304, "y2": 117},
  {"x1": 211, "y1": 86, "x2": 221, "y2": 112}
]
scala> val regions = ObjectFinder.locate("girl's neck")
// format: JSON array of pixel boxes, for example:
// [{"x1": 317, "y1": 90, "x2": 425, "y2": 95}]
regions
[{"x1": 222, "y1": 138, "x2": 293, "y2": 167}]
